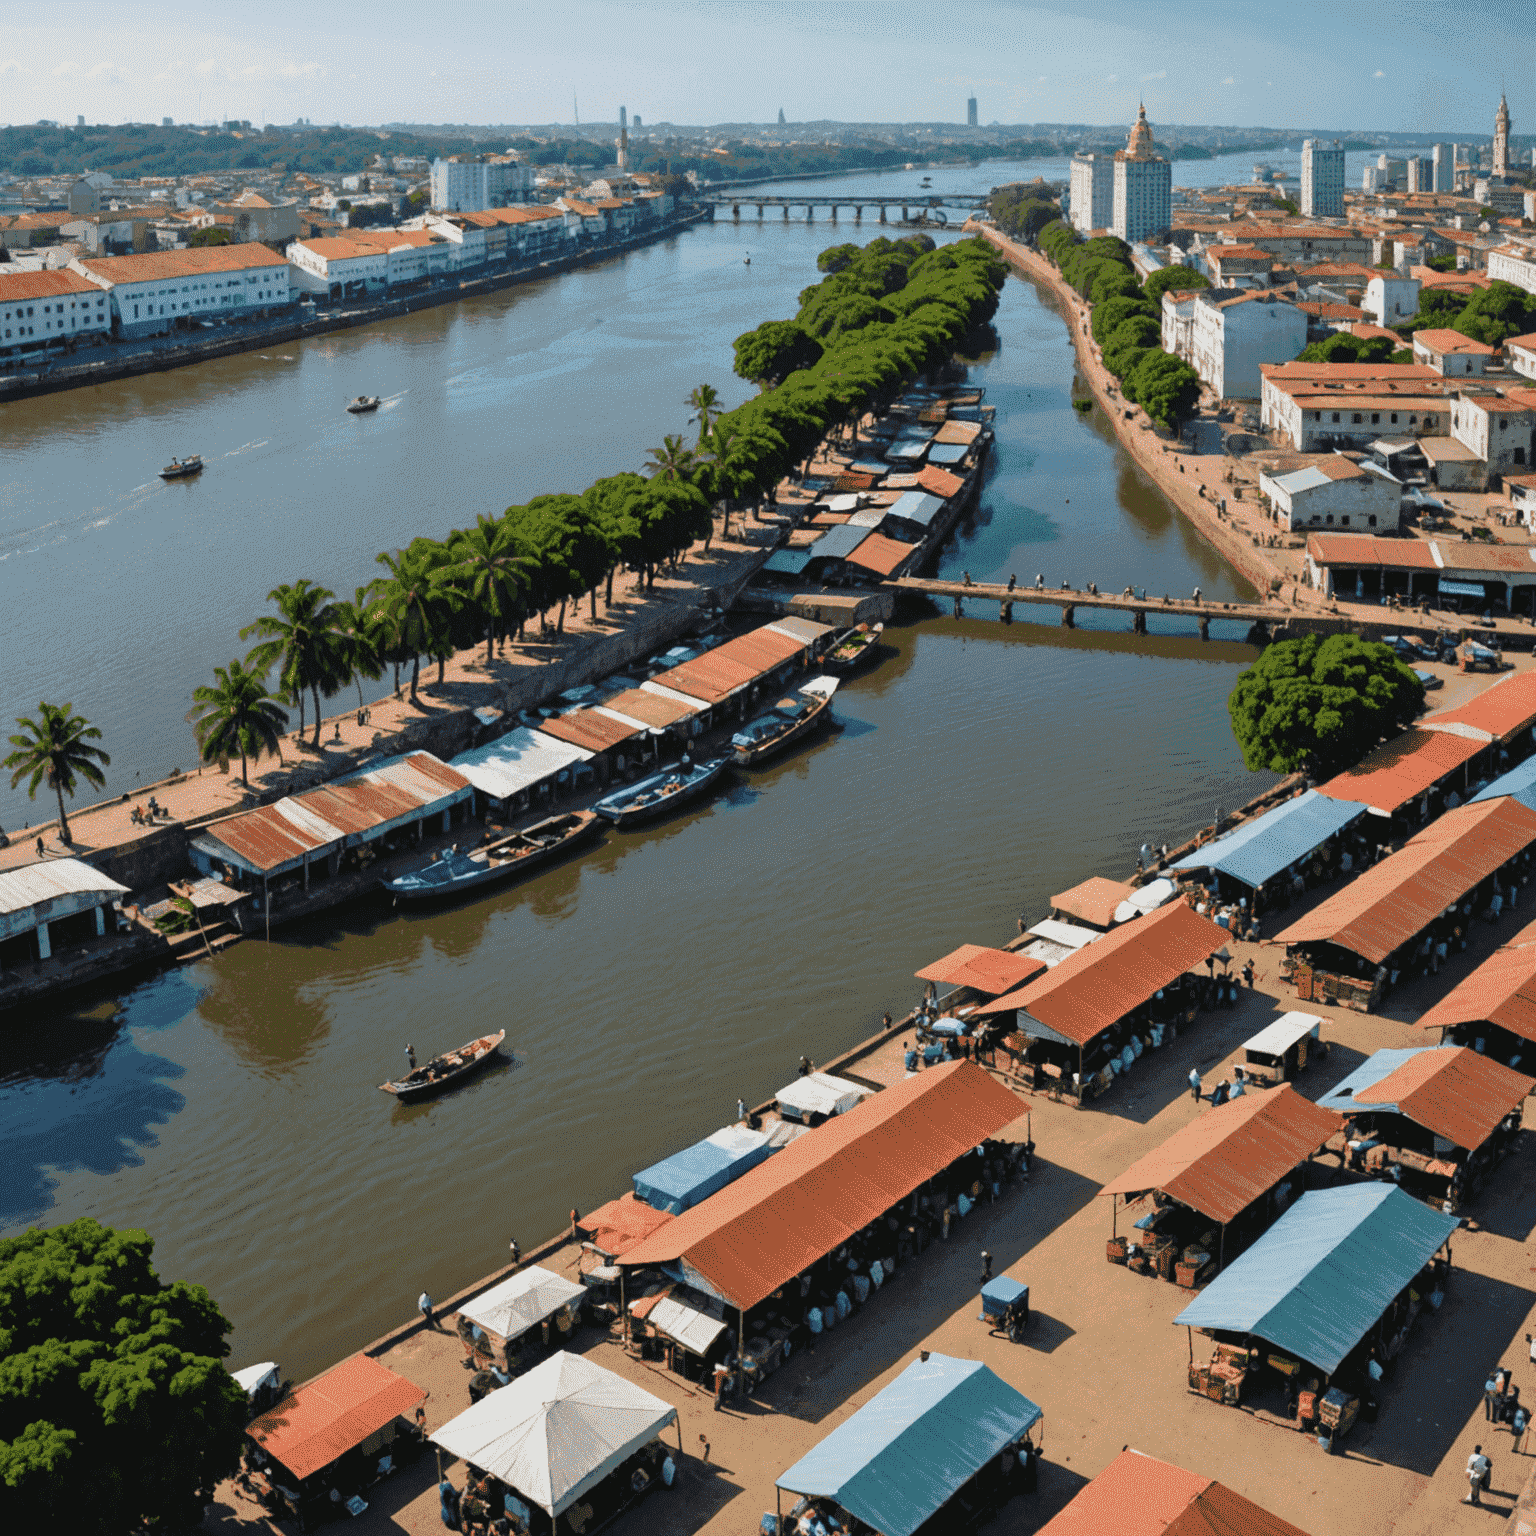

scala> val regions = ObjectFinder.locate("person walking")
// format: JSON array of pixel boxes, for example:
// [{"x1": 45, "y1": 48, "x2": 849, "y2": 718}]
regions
[
  {"x1": 1467, "y1": 1445, "x2": 1492, "y2": 1505},
  {"x1": 980, "y1": 1250, "x2": 993, "y2": 1285},
  {"x1": 406, "y1": 1044, "x2": 417, "y2": 1073},
  {"x1": 736, "y1": 1096, "x2": 748, "y2": 1123},
  {"x1": 508, "y1": 1239, "x2": 521, "y2": 1270},
  {"x1": 798, "y1": 1055, "x2": 812, "y2": 1077},
  {"x1": 1242, "y1": 959, "x2": 1255, "y2": 988},
  {"x1": 418, "y1": 1291, "x2": 435, "y2": 1330},
  {"x1": 1189, "y1": 1068, "x2": 1202, "y2": 1103}
]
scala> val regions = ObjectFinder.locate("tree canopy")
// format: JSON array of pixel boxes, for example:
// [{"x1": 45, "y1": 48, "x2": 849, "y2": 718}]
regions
[
  {"x1": 1142, "y1": 265, "x2": 1210, "y2": 304},
  {"x1": 1297, "y1": 332, "x2": 1400, "y2": 365},
  {"x1": 1452, "y1": 281, "x2": 1536, "y2": 347},
  {"x1": 988, "y1": 183, "x2": 1062, "y2": 245},
  {"x1": 0, "y1": 1218, "x2": 248, "y2": 1535},
  {"x1": 1228, "y1": 633, "x2": 1425, "y2": 776}
]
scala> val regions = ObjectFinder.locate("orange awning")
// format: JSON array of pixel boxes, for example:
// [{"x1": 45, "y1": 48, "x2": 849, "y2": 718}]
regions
[
  {"x1": 576, "y1": 1193, "x2": 675, "y2": 1258},
  {"x1": 619, "y1": 1062, "x2": 1024, "y2": 1310},
  {"x1": 1416, "y1": 923, "x2": 1536, "y2": 1042},
  {"x1": 914, "y1": 944, "x2": 1045, "y2": 994}
]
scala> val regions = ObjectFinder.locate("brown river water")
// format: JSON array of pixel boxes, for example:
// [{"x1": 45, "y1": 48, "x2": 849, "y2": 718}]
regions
[{"x1": 0, "y1": 162, "x2": 1272, "y2": 1380}]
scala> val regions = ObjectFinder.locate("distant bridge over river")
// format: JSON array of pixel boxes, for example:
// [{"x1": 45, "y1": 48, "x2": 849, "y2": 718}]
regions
[{"x1": 702, "y1": 192, "x2": 989, "y2": 225}]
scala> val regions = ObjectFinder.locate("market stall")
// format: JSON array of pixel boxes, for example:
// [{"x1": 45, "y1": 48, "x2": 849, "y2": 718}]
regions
[
  {"x1": 913, "y1": 943, "x2": 1045, "y2": 1028},
  {"x1": 431, "y1": 1351, "x2": 680, "y2": 1536},
  {"x1": 626, "y1": 1281, "x2": 731, "y2": 1382},
  {"x1": 1415, "y1": 919, "x2": 1536, "y2": 1068},
  {"x1": 775, "y1": 1070, "x2": 872, "y2": 1124},
  {"x1": 1241, "y1": 1013, "x2": 1326, "y2": 1084},
  {"x1": 631, "y1": 1123, "x2": 776, "y2": 1214},
  {"x1": 774, "y1": 1353, "x2": 1043, "y2": 1536},
  {"x1": 245, "y1": 1355, "x2": 426, "y2": 1526},
  {"x1": 1101, "y1": 1086, "x2": 1339, "y2": 1283},
  {"x1": 1316, "y1": 1045, "x2": 1531, "y2": 1208},
  {"x1": 457, "y1": 1266, "x2": 587, "y2": 1375},
  {"x1": 1174, "y1": 1184, "x2": 1457, "y2": 1447}
]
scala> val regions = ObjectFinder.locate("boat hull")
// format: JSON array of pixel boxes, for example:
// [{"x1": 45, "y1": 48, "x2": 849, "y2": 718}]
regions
[
  {"x1": 381, "y1": 1030, "x2": 506, "y2": 1100},
  {"x1": 732, "y1": 695, "x2": 833, "y2": 767},
  {"x1": 594, "y1": 758, "x2": 728, "y2": 828},
  {"x1": 825, "y1": 624, "x2": 885, "y2": 674},
  {"x1": 347, "y1": 398, "x2": 380, "y2": 414},
  {"x1": 160, "y1": 462, "x2": 203, "y2": 479},
  {"x1": 382, "y1": 813, "x2": 601, "y2": 904}
]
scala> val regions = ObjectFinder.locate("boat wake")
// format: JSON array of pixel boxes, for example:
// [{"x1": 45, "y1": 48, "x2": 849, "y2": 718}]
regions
[{"x1": 224, "y1": 440, "x2": 270, "y2": 456}]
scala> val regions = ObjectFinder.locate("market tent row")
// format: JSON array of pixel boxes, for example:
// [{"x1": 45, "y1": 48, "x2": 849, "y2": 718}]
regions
[
  {"x1": 1172, "y1": 789, "x2": 1369, "y2": 896},
  {"x1": 619, "y1": 1060, "x2": 1024, "y2": 1313},
  {"x1": 776, "y1": 1071, "x2": 872, "y2": 1123},
  {"x1": 775, "y1": 1353, "x2": 1043, "y2": 1536},
  {"x1": 1315, "y1": 728, "x2": 1487, "y2": 820},
  {"x1": 632, "y1": 1124, "x2": 777, "y2": 1215},
  {"x1": 643, "y1": 617, "x2": 833, "y2": 711},
  {"x1": 190, "y1": 751, "x2": 473, "y2": 888},
  {"x1": 1422, "y1": 668, "x2": 1536, "y2": 747},
  {"x1": 0, "y1": 857, "x2": 128, "y2": 966},
  {"x1": 430, "y1": 1351, "x2": 677, "y2": 1520},
  {"x1": 1037, "y1": 1449, "x2": 1315, "y2": 1536},
  {"x1": 1049, "y1": 876, "x2": 1133, "y2": 931},
  {"x1": 1316, "y1": 1045, "x2": 1532, "y2": 1156},
  {"x1": 1101, "y1": 1085, "x2": 1339, "y2": 1231},
  {"x1": 1416, "y1": 918, "x2": 1536, "y2": 1064},
  {"x1": 459, "y1": 1266, "x2": 588, "y2": 1356},
  {"x1": 450, "y1": 727, "x2": 596, "y2": 813},
  {"x1": 248, "y1": 1355, "x2": 425, "y2": 1484},
  {"x1": 1174, "y1": 1183, "x2": 1457, "y2": 1377},
  {"x1": 977, "y1": 901, "x2": 1229, "y2": 1075},
  {"x1": 628, "y1": 1282, "x2": 731, "y2": 1360},
  {"x1": 1275, "y1": 796, "x2": 1536, "y2": 974}
]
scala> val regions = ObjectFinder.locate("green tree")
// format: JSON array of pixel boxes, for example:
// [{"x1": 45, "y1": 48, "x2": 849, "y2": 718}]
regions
[
  {"x1": 1142, "y1": 264, "x2": 1210, "y2": 304},
  {"x1": 1091, "y1": 293, "x2": 1159, "y2": 346},
  {"x1": 370, "y1": 546, "x2": 451, "y2": 703},
  {"x1": 1297, "y1": 332, "x2": 1397, "y2": 365},
  {"x1": 1452, "y1": 280, "x2": 1536, "y2": 347},
  {"x1": 644, "y1": 433, "x2": 698, "y2": 482},
  {"x1": 4, "y1": 702, "x2": 109, "y2": 845},
  {"x1": 186, "y1": 657, "x2": 289, "y2": 786},
  {"x1": 817, "y1": 242, "x2": 860, "y2": 274},
  {"x1": 1228, "y1": 633, "x2": 1424, "y2": 776},
  {"x1": 240, "y1": 579, "x2": 350, "y2": 748},
  {"x1": 1123, "y1": 350, "x2": 1202, "y2": 431},
  {"x1": 187, "y1": 226, "x2": 231, "y2": 247},
  {"x1": 0, "y1": 1217, "x2": 248, "y2": 1536},
  {"x1": 732, "y1": 319, "x2": 823, "y2": 386},
  {"x1": 441, "y1": 514, "x2": 536, "y2": 662},
  {"x1": 334, "y1": 586, "x2": 385, "y2": 707},
  {"x1": 686, "y1": 383, "x2": 721, "y2": 447}
]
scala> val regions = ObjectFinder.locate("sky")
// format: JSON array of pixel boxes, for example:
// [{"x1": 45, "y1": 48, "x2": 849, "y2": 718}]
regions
[{"x1": 1, "y1": 0, "x2": 1532, "y2": 136}]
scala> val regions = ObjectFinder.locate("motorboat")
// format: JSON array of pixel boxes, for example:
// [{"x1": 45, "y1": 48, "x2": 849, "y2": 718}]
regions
[
  {"x1": 347, "y1": 395, "x2": 381, "y2": 414},
  {"x1": 159, "y1": 455, "x2": 203, "y2": 479},
  {"x1": 825, "y1": 622, "x2": 885, "y2": 673},
  {"x1": 593, "y1": 755, "x2": 729, "y2": 828},
  {"x1": 380, "y1": 1029, "x2": 505, "y2": 1101},
  {"x1": 381, "y1": 811, "x2": 602, "y2": 904},
  {"x1": 731, "y1": 677, "x2": 838, "y2": 767}
]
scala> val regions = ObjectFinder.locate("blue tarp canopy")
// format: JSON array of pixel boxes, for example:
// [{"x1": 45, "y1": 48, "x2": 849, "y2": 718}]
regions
[
  {"x1": 886, "y1": 438, "x2": 930, "y2": 462},
  {"x1": 1472, "y1": 755, "x2": 1536, "y2": 813},
  {"x1": 1314, "y1": 1046, "x2": 1429, "y2": 1114},
  {"x1": 775, "y1": 1354, "x2": 1042, "y2": 1536},
  {"x1": 1172, "y1": 789, "x2": 1369, "y2": 890},
  {"x1": 926, "y1": 442, "x2": 969, "y2": 465},
  {"x1": 1439, "y1": 579, "x2": 1486, "y2": 598},
  {"x1": 1174, "y1": 1184, "x2": 1456, "y2": 1375},
  {"x1": 764, "y1": 549, "x2": 814, "y2": 576},
  {"x1": 884, "y1": 491, "x2": 947, "y2": 531},
  {"x1": 632, "y1": 1126, "x2": 774, "y2": 1215}
]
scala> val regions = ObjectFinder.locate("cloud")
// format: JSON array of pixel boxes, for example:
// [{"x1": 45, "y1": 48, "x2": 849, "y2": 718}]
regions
[
  {"x1": 278, "y1": 60, "x2": 322, "y2": 80},
  {"x1": 1373, "y1": 69, "x2": 1385, "y2": 78},
  {"x1": 1141, "y1": 70, "x2": 1166, "y2": 82},
  {"x1": 196, "y1": 58, "x2": 217, "y2": 75},
  {"x1": 0, "y1": 59, "x2": 22, "y2": 78},
  {"x1": 1222, "y1": 76, "x2": 1236, "y2": 85},
  {"x1": 87, "y1": 62, "x2": 124, "y2": 83},
  {"x1": 51, "y1": 61, "x2": 77, "y2": 78}
]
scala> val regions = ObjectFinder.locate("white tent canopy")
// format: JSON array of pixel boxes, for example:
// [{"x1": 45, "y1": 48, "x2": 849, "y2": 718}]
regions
[
  {"x1": 451, "y1": 728, "x2": 593, "y2": 802},
  {"x1": 460, "y1": 1266, "x2": 586, "y2": 1343},
  {"x1": 431, "y1": 1351, "x2": 677, "y2": 1517},
  {"x1": 1114, "y1": 877, "x2": 1177, "y2": 925},
  {"x1": 776, "y1": 1071, "x2": 872, "y2": 1122}
]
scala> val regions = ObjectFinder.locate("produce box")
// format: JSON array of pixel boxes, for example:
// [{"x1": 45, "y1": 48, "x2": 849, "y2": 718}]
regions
[{"x1": 1106, "y1": 1237, "x2": 1127, "y2": 1264}]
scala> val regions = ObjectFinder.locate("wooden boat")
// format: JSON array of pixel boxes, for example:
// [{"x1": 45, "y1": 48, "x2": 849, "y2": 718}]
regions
[
  {"x1": 381, "y1": 811, "x2": 602, "y2": 904},
  {"x1": 347, "y1": 395, "x2": 381, "y2": 414},
  {"x1": 593, "y1": 755, "x2": 729, "y2": 829},
  {"x1": 825, "y1": 622, "x2": 884, "y2": 673},
  {"x1": 380, "y1": 1029, "x2": 505, "y2": 1100},
  {"x1": 160, "y1": 455, "x2": 203, "y2": 479},
  {"x1": 732, "y1": 677, "x2": 838, "y2": 767}
]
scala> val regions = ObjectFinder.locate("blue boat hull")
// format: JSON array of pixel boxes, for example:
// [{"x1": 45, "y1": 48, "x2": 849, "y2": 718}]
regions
[{"x1": 593, "y1": 757, "x2": 729, "y2": 828}]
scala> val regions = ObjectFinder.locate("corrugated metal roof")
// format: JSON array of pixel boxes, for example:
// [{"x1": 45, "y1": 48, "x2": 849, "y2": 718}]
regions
[
  {"x1": 1036, "y1": 1451, "x2": 1315, "y2": 1536},
  {"x1": 926, "y1": 443, "x2": 970, "y2": 465},
  {"x1": 618, "y1": 1061, "x2": 1024, "y2": 1310},
  {"x1": 635, "y1": 1284, "x2": 729, "y2": 1356},
  {"x1": 1051, "y1": 876, "x2": 1133, "y2": 928},
  {"x1": 1100, "y1": 1086, "x2": 1340, "y2": 1224},
  {"x1": 1415, "y1": 926, "x2": 1536, "y2": 1041},
  {"x1": 1275, "y1": 797, "x2": 1536, "y2": 963},
  {"x1": 1422, "y1": 670, "x2": 1536, "y2": 744},
  {"x1": 1316, "y1": 1044, "x2": 1532, "y2": 1149},
  {"x1": 765, "y1": 616, "x2": 833, "y2": 646},
  {"x1": 885, "y1": 491, "x2": 946, "y2": 529},
  {"x1": 248, "y1": 1355, "x2": 425, "y2": 1481},
  {"x1": 846, "y1": 532, "x2": 916, "y2": 577},
  {"x1": 801, "y1": 524, "x2": 872, "y2": 563},
  {"x1": 1173, "y1": 1184, "x2": 1458, "y2": 1375},
  {"x1": 776, "y1": 1355, "x2": 1043, "y2": 1536},
  {"x1": 914, "y1": 943, "x2": 1045, "y2": 994},
  {"x1": 452, "y1": 728, "x2": 593, "y2": 801},
  {"x1": 1306, "y1": 534, "x2": 1439, "y2": 570},
  {"x1": 976, "y1": 902, "x2": 1229, "y2": 1045},
  {"x1": 916, "y1": 465, "x2": 966, "y2": 498},
  {"x1": 574, "y1": 1193, "x2": 675, "y2": 1258},
  {"x1": 0, "y1": 858, "x2": 128, "y2": 921},
  {"x1": 1315, "y1": 728, "x2": 1485, "y2": 816},
  {"x1": 538, "y1": 707, "x2": 641, "y2": 754},
  {"x1": 632, "y1": 1126, "x2": 774, "y2": 1215},
  {"x1": 764, "y1": 548, "x2": 814, "y2": 575},
  {"x1": 657, "y1": 623, "x2": 808, "y2": 705},
  {"x1": 1173, "y1": 790, "x2": 1369, "y2": 889},
  {"x1": 595, "y1": 689, "x2": 697, "y2": 731}
]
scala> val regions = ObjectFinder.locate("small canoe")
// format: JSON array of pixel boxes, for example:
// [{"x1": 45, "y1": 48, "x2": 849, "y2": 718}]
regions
[
  {"x1": 347, "y1": 395, "x2": 381, "y2": 413},
  {"x1": 732, "y1": 677, "x2": 838, "y2": 767},
  {"x1": 382, "y1": 811, "x2": 601, "y2": 904},
  {"x1": 380, "y1": 1029, "x2": 505, "y2": 1100},
  {"x1": 593, "y1": 755, "x2": 729, "y2": 829},
  {"x1": 160, "y1": 455, "x2": 203, "y2": 479},
  {"x1": 826, "y1": 622, "x2": 884, "y2": 672}
]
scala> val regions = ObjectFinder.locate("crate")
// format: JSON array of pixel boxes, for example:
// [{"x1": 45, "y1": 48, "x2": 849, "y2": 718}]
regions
[
  {"x1": 1176, "y1": 1261, "x2": 1204, "y2": 1288},
  {"x1": 1106, "y1": 1237, "x2": 1127, "y2": 1264},
  {"x1": 1188, "y1": 1365, "x2": 1208, "y2": 1392}
]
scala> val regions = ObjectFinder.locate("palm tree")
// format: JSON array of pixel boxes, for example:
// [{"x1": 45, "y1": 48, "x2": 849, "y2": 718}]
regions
[
  {"x1": 186, "y1": 659, "x2": 289, "y2": 787},
  {"x1": 5, "y1": 701, "x2": 110, "y2": 845},
  {"x1": 644, "y1": 433, "x2": 697, "y2": 482},
  {"x1": 335, "y1": 587, "x2": 385, "y2": 708},
  {"x1": 687, "y1": 383, "x2": 721, "y2": 448},
  {"x1": 441, "y1": 515, "x2": 537, "y2": 664},
  {"x1": 240, "y1": 580, "x2": 351, "y2": 750},
  {"x1": 370, "y1": 547, "x2": 449, "y2": 705}
]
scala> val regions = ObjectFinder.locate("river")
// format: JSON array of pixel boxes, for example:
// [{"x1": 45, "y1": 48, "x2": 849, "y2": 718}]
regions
[{"x1": 1, "y1": 157, "x2": 1277, "y2": 1379}]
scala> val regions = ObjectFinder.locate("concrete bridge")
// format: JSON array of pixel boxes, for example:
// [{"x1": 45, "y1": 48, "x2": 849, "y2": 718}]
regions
[
  {"x1": 702, "y1": 193, "x2": 988, "y2": 225},
  {"x1": 890, "y1": 577, "x2": 1281, "y2": 639}
]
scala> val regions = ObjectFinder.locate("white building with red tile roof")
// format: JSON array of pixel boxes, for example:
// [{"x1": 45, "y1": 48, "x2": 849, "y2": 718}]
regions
[
  {"x1": 70, "y1": 244, "x2": 291, "y2": 338},
  {"x1": 0, "y1": 268, "x2": 111, "y2": 359}
]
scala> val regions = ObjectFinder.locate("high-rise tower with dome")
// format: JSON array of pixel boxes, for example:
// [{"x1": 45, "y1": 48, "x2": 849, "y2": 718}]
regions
[{"x1": 1112, "y1": 103, "x2": 1172, "y2": 243}]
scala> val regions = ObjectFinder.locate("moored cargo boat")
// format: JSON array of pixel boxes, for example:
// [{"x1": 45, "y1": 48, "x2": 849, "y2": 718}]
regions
[
  {"x1": 593, "y1": 755, "x2": 729, "y2": 828},
  {"x1": 732, "y1": 677, "x2": 839, "y2": 767},
  {"x1": 382, "y1": 811, "x2": 602, "y2": 904}
]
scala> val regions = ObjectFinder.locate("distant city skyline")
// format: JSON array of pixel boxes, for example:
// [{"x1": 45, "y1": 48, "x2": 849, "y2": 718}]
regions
[{"x1": 0, "y1": 0, "x2": 1530, "y2": 136}]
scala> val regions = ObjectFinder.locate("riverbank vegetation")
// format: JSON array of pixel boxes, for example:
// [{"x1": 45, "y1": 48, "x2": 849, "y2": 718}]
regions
[
  {"x1": 182, "y1": 234, "x2": 1004, "y2": 771},
  {"x1": 1228, "y1": 633, "x2": 1424, "y2": 776},
  {"x1": 1035, "y1": 220, "x2": 1202, "y2": 433},
  {"x1": 4, "y1": 701, "x2": 110, "y2": 845},
  {"x1": 0, "y1": 1218, "x2": 248, "y2": 1534}
]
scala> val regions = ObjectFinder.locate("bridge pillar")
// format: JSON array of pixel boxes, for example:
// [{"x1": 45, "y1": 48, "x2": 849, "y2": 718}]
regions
[
  {"x1": 855, "y1": 206, "x2": 863, "y2": 221},
  {"x1": 1062, "y1": 605, "x2": 1076, "y2": 629},
  {"x1": 1001, "y1": 601, "x2": 1013, "y2": 625},
  {"x1": 953, "y1": 596, "x2": 963, "y2": 620},
  {"x1": 807, "y1": 205, "x2": 814, "y2": 220},
  {"x1": 1198, "y1": 616, "x2": 1210, "y2": 640},
  {"x1": 830, "y1": 205, "x2": 837, "y2": 221},
  {"x1": 756, "y1": 204, "x2": 763, "y2": 219},
  {"x1": 879, "y1": 207, "x2": 887, "y2": 224},
  {"x1": 901, "y1": 206, "x2": 909, "y2": 222},
  {"x1": 782, "y1": 205, "x2": 789, "y2": 220},
  {"x1": 1132, "y1": 610, "x2": 1146, "y2": 634},
  {"x1": 731, "y1": 204, "x2": 740, "y2": 220}
]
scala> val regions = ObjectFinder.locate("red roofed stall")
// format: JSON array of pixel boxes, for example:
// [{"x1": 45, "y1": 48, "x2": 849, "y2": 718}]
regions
[
  {"x1": 574, "y1": 1192, "x2": 676, "y2": 1259},
  {"x1": 1421, "y1": 668, "x2": 1536, "y2": 746},
  {"x1": 1415, "y1": 918, "x2": 1536, "y2": 1067},
  {"x1": 1100, "y1": 1086, "x2": 1340, "y2": 1281},
  {"x1": 975, "y1": 902, "x2": 1230, "y2": 1102},
  {"x1": 619, "y1": 1062, "x2": 1025, "y2": 1385},
  {"x1": 246, "y1": 1355, "x2": 425, "y2": 1518},
  {"x1": 1315, "y1": 728, "x2": 1487, "y2": 820},
  {"x1": 914, "y1": 944, "x2": 1045, "y2": 1010}
]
